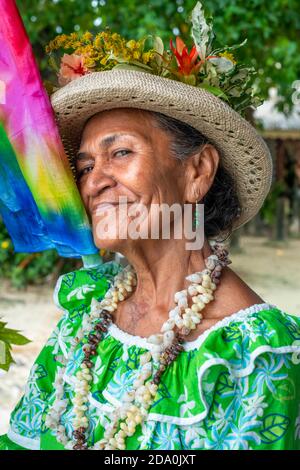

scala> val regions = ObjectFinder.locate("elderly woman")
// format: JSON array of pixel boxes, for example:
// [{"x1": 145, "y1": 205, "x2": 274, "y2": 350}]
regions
[{"x1": 1, "y1": 4, "x2": 300, "y2": 451}]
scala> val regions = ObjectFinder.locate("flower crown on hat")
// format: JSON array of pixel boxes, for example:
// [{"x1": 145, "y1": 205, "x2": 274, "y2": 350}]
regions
[{"x1": 45, "y1": 1, "x2": 262, "y2": 116}]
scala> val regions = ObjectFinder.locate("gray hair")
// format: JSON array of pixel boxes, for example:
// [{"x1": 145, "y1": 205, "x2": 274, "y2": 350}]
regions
[{"x1": 149, "y1": 110, "x2": 241, "y2": 239}]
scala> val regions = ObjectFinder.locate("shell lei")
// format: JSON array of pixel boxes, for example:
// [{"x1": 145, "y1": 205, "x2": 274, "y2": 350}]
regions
[{"x1": 45, "y1": 244, "x2": 231, "y2": 450}]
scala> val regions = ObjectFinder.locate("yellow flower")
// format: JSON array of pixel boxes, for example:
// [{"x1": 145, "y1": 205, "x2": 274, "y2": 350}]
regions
[
  {"x1": 84, "y1": 57, "x2": 96, "y2": 68},
  {"x1": 100, "y1": 248, "x2": 107, "y2": 257},
  {"x1": 133, "y1": 51, "x2": 141, "y2": 60},
  {"x1": 69, "y1": 32, "x2": 79, "y2": 41},
  {"x1": 81, "y1": 31, "x2": 93, "y2": 42},
  {"x1": 219, "y1": 51, "x2": 236, "y2": 64},
  {"x1": 46, "y1": 29, "x2": 153, "y2": 77},
  {"x1": 100, "y1": 56, "x2": 109, "y2": 65},
  {"x1": 112, "y1": 32, "x2": 121, "y2": 41},
  {"x1": 142, "y1": 51, "x2": 153, "y2": 63},
  {"x1": 94, "y1": 36, "x2": 103, "y2": 50},
  {"x1": 1, "y1": 241, "x2": 9, "y2": 249},
  {"x1": 126, "y1": 40, "x2": 138, "y2": 50}
]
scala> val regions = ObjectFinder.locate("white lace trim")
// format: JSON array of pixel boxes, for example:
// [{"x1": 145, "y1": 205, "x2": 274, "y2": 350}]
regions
[
  {"x1": 7, "y1": 427, "x2": 40, "y2": 450},
  {"x1": 107, "y1": 303, "x2": 275, "y2": 351}
]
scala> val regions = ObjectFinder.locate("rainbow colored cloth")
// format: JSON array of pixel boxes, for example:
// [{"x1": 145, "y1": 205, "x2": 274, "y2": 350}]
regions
[{"x1": 0, "y1": 0, "x2": 98, "y2": 257}]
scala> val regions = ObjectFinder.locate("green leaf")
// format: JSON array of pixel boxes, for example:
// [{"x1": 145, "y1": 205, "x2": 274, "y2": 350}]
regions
[
  {"x1": 190, "y1": 1, "x2": 213, "y2": 60},
  {"x1": 157, "y1": 381, "x2": 171, "y2": 400},
  {"x1": 211, "y1": 38, "x2": 248, "y2": 56},
  {"x1": 153, "y1": 36, "x2": 164, "y2": 55},
  {"x1": 0, "y1": 340, "x2": 6, "y2": 369},
  {"x1": 273, "y1": 378, "x2": 296, "y2": 402},
  {"x1": 222, "y1": 324, "x2": 243, "y2": 342},
  {"x1": 0, "y1": 341, "x2": 15, "y2": 372},
  {"x1": 198, "y1": 83, "x2": 230, "y2": 102},
  {"x1": 48, "y1": 54, "x2": 59, "y2": 72},
  {"x1": 182, "y1": 74, "x2": 197, "y2": 86},
  {"x1": 216, "y1": 371, "x2": 235, "y2": 395},
  {"x1": 0, "y1": 321, "x2": 8, "y2": 331},
  {"x1": 259, "y1": 414, "x2": 290, "y2": 444},
  {"x1": 108, "y1": 52, "x2": 153, "y2": 71},
  {"x1": 33, "y1": 364, "x2": 48, "y2": 381},
  {"x1": 0, "y1": 328, "x2": 31, "y2": 346},
  {"x1": 152, "y1": 36, "x2": 164, "y2": 67},
  {"x1": 111, "y1": 64, "x2": 153, "y2": 74},
  {"x1": 43, "y1": 80, "x2": 56, "y2": 96}
]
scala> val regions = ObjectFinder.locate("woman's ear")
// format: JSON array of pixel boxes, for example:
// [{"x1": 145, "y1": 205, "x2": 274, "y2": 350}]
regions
[{"x1": 184, "y1": 144, "x2": 220, "y2": 203}]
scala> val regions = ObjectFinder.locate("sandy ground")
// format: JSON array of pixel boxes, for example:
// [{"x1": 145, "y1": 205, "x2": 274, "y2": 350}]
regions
[{"x1": 0, "y1": 236, "x2": 299, "y2": 435}]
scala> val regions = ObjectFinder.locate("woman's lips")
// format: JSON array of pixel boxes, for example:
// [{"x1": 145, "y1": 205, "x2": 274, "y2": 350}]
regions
[
  {"x1": 92, "y1": 202, "x2": 134, "y2": 215},
  {"x1": 93, "y1": 203, "x2": 117, "y2": 215}
]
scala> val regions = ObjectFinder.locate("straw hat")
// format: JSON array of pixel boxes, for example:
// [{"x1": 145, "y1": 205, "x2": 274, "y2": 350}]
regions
[{"x1": 50, "y1": 68, "x2": 273, "y2": 230}]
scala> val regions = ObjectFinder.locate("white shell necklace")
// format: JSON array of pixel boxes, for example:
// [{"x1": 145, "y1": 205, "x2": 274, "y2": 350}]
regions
[{"x1": 45, "y1": 244, "x2": 231, "y2": 449}]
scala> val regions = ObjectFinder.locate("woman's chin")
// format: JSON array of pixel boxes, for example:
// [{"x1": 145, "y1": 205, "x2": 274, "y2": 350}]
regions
[{"x1": 92, "y1": 233, "x2": 128, "y2": 253}]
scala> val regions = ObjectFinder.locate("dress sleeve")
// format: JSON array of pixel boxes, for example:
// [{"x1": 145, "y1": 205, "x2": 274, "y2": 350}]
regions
[
  {"x1": 196, "y1": 307, "x2": 300, "y2": 451},
  {"x1": 3, "y1": 304, "x2": 74, "y2": 450},
  {"x1": 2, "y1": 261, "x2": 121, "y2": 450},
  {"x1": 2, "y1": 270, "x2": 84, "y2": 450}
]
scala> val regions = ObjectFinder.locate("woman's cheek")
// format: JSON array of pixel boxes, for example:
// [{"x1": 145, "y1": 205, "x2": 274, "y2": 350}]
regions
[{"x1": 77, "y1": 181, "x2": 89, "y2": 211}]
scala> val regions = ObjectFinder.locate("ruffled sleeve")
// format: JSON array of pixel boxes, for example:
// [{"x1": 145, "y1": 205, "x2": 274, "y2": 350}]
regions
[
  {"x1": 3, "y1": 261, "x2": 121, "y2": 450},
  {"x1": 148, "y1": 305, "x2": 300, "y2": 450}
]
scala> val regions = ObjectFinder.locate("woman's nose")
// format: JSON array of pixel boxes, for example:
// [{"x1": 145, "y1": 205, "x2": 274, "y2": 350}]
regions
[{"x1": 83, "y1": 164, "x2": 117, "y2": 197}]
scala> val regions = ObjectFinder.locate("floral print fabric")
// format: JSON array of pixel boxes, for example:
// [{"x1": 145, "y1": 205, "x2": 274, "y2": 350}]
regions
[{"x1": 1, "y1": 261, "x2": 300, "y2": 450}]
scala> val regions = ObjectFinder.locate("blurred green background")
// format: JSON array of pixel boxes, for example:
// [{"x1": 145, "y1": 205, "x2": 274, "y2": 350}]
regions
[
  {"x1": 0, "y1": 0, "x2": 299, "y2": 288},
  {"x1": 17, "y1": 0, "x2": 300, "y2": 112}
]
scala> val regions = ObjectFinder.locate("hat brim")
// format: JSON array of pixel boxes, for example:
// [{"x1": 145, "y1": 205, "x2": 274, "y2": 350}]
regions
[{"x1": 50, "y1": 69, "x2": 273, "y2": 231}]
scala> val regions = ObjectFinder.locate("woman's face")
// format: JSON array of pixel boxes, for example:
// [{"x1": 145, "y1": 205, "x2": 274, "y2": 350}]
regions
[{"x1": 75, "y1": 108, "x2": 215, "y2": 251}]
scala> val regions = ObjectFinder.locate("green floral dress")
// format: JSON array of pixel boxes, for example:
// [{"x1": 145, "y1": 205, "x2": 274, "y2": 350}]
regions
[{"x1": 1, "y1": 260, "x2": 300, "y2": 451}]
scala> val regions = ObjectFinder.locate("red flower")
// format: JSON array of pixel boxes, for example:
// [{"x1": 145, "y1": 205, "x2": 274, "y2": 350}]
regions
[{"x1": 169, "y1": 37, "x2": 203, "y2": 76}]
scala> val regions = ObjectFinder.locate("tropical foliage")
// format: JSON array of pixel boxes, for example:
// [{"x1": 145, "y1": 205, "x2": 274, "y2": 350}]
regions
[
  {"x1": 17, "y1": 0, "x2": 300, "y2": 114},
  {"x1": 45, "y1": 2, "x2": 262, "y2": 114},
  {"x1": 0, "y1": 318, "x2": 31, "y2": 371}
]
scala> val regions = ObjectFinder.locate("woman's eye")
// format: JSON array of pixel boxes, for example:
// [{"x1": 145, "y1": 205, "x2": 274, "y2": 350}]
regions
[
  {"x1": 114, "y1": 149, "x2": 131, "y2": 158},
  {"x1": 77, "y1": 166, "x2": 93, "y2": 179}
]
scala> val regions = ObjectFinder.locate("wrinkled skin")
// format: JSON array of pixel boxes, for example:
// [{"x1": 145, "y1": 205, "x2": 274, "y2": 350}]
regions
[{"x1": 76, "y1": 108, "x2": 263, "y2": 339}]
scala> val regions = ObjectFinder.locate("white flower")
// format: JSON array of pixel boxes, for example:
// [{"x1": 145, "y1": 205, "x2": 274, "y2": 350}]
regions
[
  {"x1": 226, "y1": 415, "x2": 262, "y2": 450},
  {"x1": 253, "y1": 353, "x2": 288, "y2": 395},
  {"x1": 137, "y1": 421, "x2": 156, "y2": 449},
  {"x1": 177, "y1": 385, "x2": 196, "y2": 417},
  {"x1": 213, "y1": 404, "x2": 234, "y2": 431},
  {"x1": 180, "y1": 424, "x2": 207, "y2": 449},
  {"x1": 152, "y1": 422, "x2": 181, "y2": 450},
  {"x1": 91, "y1": 355, "x2": 105, "y2": 383},
  {"x1": 46, "y1": 319, "x2": 73, "y2": 356},
  {"x1": 243, "y1": 393, "x2": 268, "y2": 418},
  {"x1": 67, "y1": 284, "x2": 96, "y2": 301},
  {"x1": 208, "y1": 56, "x2": 235, "y2": 73}
]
